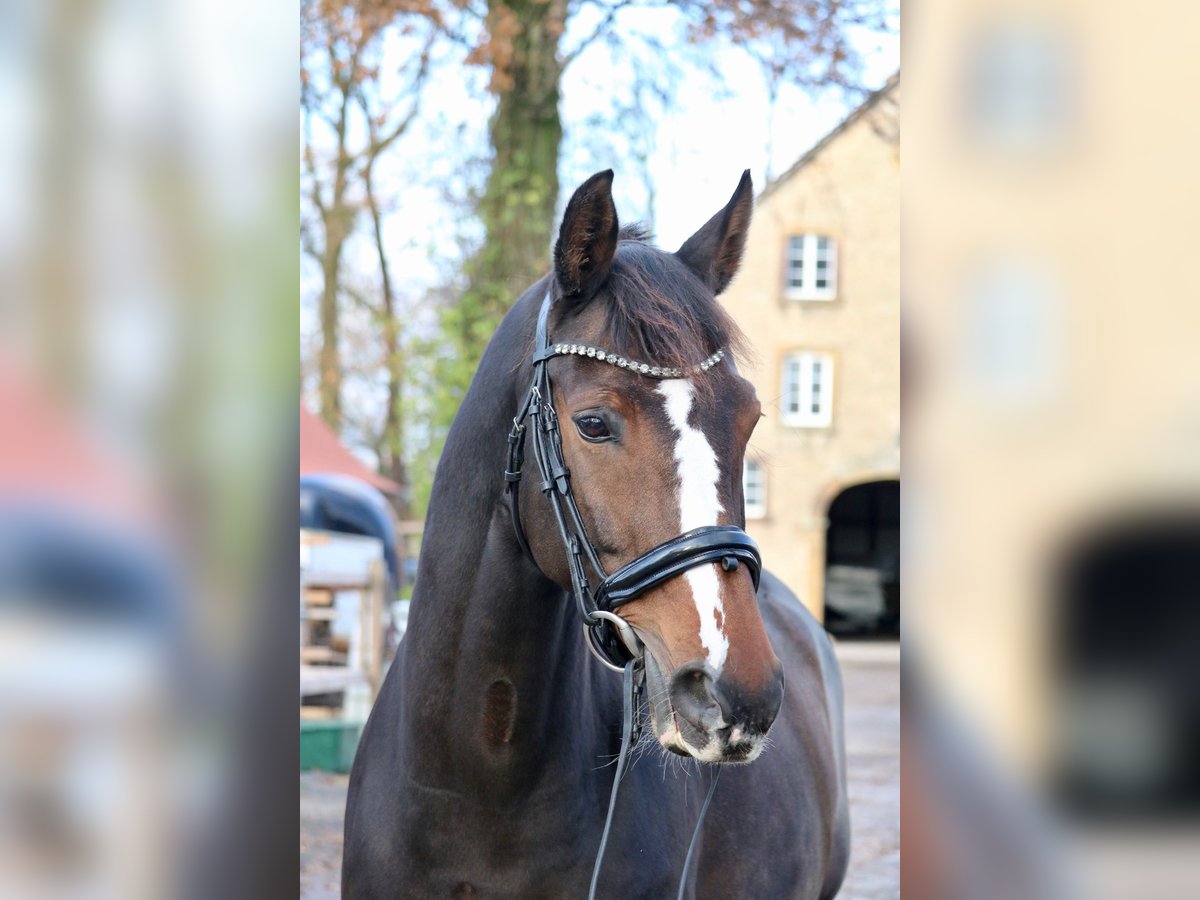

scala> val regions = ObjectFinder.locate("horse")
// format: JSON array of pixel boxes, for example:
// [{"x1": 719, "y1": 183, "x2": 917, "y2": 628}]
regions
[{"x1": 343, "y1": 170, "x2": 850, "y2": 899}]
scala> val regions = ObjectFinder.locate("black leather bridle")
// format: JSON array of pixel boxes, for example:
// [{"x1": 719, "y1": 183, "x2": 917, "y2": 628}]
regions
[
  {"x1": 503, "y1": 288, "x2": 764, "y2": 899},
  {"x1": 504, "y1": 289, "x2": 763, "y2": 671}
]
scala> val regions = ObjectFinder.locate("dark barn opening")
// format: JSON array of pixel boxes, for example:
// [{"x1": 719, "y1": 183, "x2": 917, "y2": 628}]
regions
[
  {"x1": 824, "y1": 480, "x2": 900, "y2": 639},
  {"x1": 1052, "y1": 513, "x2": 1200, "y2": 822}
]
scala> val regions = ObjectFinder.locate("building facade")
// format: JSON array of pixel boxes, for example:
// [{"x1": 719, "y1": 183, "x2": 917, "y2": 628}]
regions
[{"x1": 722, "y1": 77, "x2": 900, "y2": 627}]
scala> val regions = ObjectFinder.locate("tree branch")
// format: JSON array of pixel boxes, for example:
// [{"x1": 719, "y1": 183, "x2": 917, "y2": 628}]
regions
[{"x1": 561, "y1": 0, "x2": 675, "y2": 69}]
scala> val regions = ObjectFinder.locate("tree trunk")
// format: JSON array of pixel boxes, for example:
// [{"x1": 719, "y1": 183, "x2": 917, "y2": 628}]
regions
[
  {"x1": 313, "y1": 41, "x2": 359, "y2": 432},
  {"x1": 478, "y1": 0, "x2": 566, "y2": 303},
  {"x1": 318, "y1": 244, "x2": 343, "y2": 429},
  {"x1": 441, "y1": 0, "x2": 566, "y2": 412},
  {"x1": 363, "y1": 156, "x2": 410, "y2": 520}
]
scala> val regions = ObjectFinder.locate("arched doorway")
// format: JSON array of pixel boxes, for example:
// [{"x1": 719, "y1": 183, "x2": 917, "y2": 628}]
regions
[
  {"x1": 1052, "y1": 513, "x2": 1200, "y2": 821},
  {"x1": 824, "y1": 480, "x2": 900, "y2": 638}
]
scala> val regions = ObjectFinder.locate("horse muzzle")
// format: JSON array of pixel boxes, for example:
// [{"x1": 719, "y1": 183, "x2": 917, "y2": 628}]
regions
[{"x1": 644, "y1": 651, "x2": 784, "y2": 764}]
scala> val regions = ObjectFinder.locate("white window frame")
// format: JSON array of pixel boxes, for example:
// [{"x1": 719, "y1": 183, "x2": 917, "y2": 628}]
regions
[
  {"x1": 743, "y1": 459, "x2": 767, "y2": 519},
  {"x1": 785, "y1": 234, "x2": 838, "y2": 301},
  {"x1": 781, "y1": 352, "x2": 834, "y2": 427}
]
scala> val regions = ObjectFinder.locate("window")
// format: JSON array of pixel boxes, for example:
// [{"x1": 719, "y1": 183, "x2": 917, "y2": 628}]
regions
[
  {"x1": 743, "y1": 459, "x2": 766, "y2": 519},
  {"x1": 782, "y1": 352, "x2": 834, "y2": 427},
  {"x1": 785, "y1": 234, "x2": 838, "y2": 300}
]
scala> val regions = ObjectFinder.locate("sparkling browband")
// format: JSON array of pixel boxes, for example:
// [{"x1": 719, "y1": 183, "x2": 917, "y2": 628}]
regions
[{"x1": 545, "y1": 343, "x2": 726, "y2": 378}]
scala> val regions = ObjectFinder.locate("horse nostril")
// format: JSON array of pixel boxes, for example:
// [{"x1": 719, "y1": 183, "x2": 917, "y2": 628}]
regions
[
  {"x1": 669, "y1": 663, "x2": 723, "y2": 734},
  {"x1": 669, "y1": 663, "x2": 785, "y2": 746},
  {"x1": 712, "y1": 666, "x2": 784, "y2": 737}
]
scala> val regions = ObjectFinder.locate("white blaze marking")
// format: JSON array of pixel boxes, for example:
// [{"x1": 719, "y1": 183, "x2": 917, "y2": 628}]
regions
[{"x1": 657, "y1": 379, "x2": 728, "y2": 672}]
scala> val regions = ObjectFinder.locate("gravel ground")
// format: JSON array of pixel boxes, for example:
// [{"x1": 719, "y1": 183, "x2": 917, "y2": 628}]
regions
[
  {"x1": 835, "y1": 642, "x2": 901, "y2": 900},
  {"x1": 299, "y1": 643, "x2": 900, "y2": 898},
  {"x1": 300, "y1": 770, "x2": 348, "y2": 900}
]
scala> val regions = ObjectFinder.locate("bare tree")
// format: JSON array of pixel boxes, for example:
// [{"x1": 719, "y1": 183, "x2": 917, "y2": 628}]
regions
[
  {"x1": 355, "y1": 34, "x2": 434, "y2": 517},
  {"x1": 301, "y1": 0, "x2": 432, "y2": 432}
]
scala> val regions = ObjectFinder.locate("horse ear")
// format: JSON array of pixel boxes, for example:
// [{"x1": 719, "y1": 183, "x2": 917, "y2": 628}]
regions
[
  {"x1": 676, "y1": 170, "x2": 754, "y2": 295},
  {"x1": 554, "y1": 170, "x2": 620, "y2": 301}
]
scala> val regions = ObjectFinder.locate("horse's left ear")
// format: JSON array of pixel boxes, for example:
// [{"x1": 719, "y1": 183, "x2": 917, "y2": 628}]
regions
[
  {"x1": 676, "y1": 170, "x2": 754, "y2": 295},
  {"x1": 554, "y1": 170, "x2": 620, "y2": 301}
]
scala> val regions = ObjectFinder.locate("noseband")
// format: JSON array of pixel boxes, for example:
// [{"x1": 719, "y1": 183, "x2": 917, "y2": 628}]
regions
[{"x1": 504, "y1": 289, "x2": 762, "y2": 670}]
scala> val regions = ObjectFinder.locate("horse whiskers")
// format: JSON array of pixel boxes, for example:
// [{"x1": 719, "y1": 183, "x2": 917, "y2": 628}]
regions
[
  {"x1": 590, "y1": 700, "x2": 658, "y2": 772},
  {"x1": 628, "y1": 732, "x2": 657, "y2": 768},
  {"x1": 591, "y1": 753, "x2": 623, "y2": 771}
]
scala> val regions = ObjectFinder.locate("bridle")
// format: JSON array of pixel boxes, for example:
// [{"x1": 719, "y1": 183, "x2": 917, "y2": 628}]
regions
[
  {"x1": 503, "y1": 288, "x2": 763, "y2": 898},
  {"x1": 504, "y1": 289, "x2": 763, "y2": 670}
]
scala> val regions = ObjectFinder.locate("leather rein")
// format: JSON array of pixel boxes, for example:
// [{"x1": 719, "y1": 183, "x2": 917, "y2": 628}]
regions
[{"x1": 503, "y1": 289, "x2": 763, "y2": 898}]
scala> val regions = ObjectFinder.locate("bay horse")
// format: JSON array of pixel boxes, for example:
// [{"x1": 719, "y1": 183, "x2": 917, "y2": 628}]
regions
[{"x1": 343, "y1": 170, "x2": 850, "y2": 898}]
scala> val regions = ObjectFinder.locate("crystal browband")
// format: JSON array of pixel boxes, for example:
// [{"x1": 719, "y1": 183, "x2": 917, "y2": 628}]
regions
[{"x1": 541, "y1": 342, "x2": 726, "y2": 378}]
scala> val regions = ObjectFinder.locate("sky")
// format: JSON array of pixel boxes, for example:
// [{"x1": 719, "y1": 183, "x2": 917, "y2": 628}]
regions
[{"x1": 558, "y1": 8, "x2": 900, "y2": 249}]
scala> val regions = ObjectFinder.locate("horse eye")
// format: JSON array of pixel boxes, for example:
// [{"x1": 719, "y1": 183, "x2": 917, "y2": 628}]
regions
[{"x1": 574, "y1": 414, "x2": 611, "y2": 442}]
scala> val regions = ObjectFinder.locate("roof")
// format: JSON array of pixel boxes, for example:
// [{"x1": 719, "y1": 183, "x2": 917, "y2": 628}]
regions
[
  {"x1": 759, "y1": 72, "x2": 899, "y2": 203},
  {"x1": 0, "y1": 361, "x2": 157, "y2": 524},
  {"x1": 299, "y1": 404, "x2": 400, "y2": 496}
]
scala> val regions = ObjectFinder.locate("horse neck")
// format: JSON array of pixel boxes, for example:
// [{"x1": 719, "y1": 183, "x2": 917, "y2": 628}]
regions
[{"x1": 399, "y1": 282, "x2": 607, "y2": 796}]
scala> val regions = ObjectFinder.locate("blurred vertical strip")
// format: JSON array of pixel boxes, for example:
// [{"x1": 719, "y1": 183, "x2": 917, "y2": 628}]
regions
[
  {"x1": 0, "y1": 0, "x2": 298, "y2": 897},
  {"x1": 906, "y1": 1, "x2": 1200, "y2": 898}
]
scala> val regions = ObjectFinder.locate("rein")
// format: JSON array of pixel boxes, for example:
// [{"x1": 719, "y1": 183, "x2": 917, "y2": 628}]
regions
[{"x1": 503, "y1": 288, "x2": 761, "y2": 898}]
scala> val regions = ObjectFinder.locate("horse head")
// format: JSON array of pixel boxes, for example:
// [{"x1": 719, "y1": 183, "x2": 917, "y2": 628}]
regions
[{"x1": 521, "y1": 170, "x2": 783, "y2": 764}]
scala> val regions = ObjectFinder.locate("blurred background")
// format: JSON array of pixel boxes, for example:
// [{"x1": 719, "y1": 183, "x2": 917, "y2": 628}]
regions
[
  {"x1": 905, "y1": 2, "x2": 1200, "y2": 898},
  {"x1": 0, "y1": 0, "x2": 297, "y2": 897}
]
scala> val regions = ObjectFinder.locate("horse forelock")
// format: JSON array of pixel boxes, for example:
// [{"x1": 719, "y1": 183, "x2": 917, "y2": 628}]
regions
[{"x1": 543, "y1": 237, "x2": 748, "y2": 390}]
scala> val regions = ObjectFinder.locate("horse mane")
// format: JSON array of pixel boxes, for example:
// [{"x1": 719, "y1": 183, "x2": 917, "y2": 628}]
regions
[
  {"x1": 618, "y1": 223, "x2": 653, "y2": 243},
  {"x1": 590, "y1": 225, "x2": 750, "y2": 375}
]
